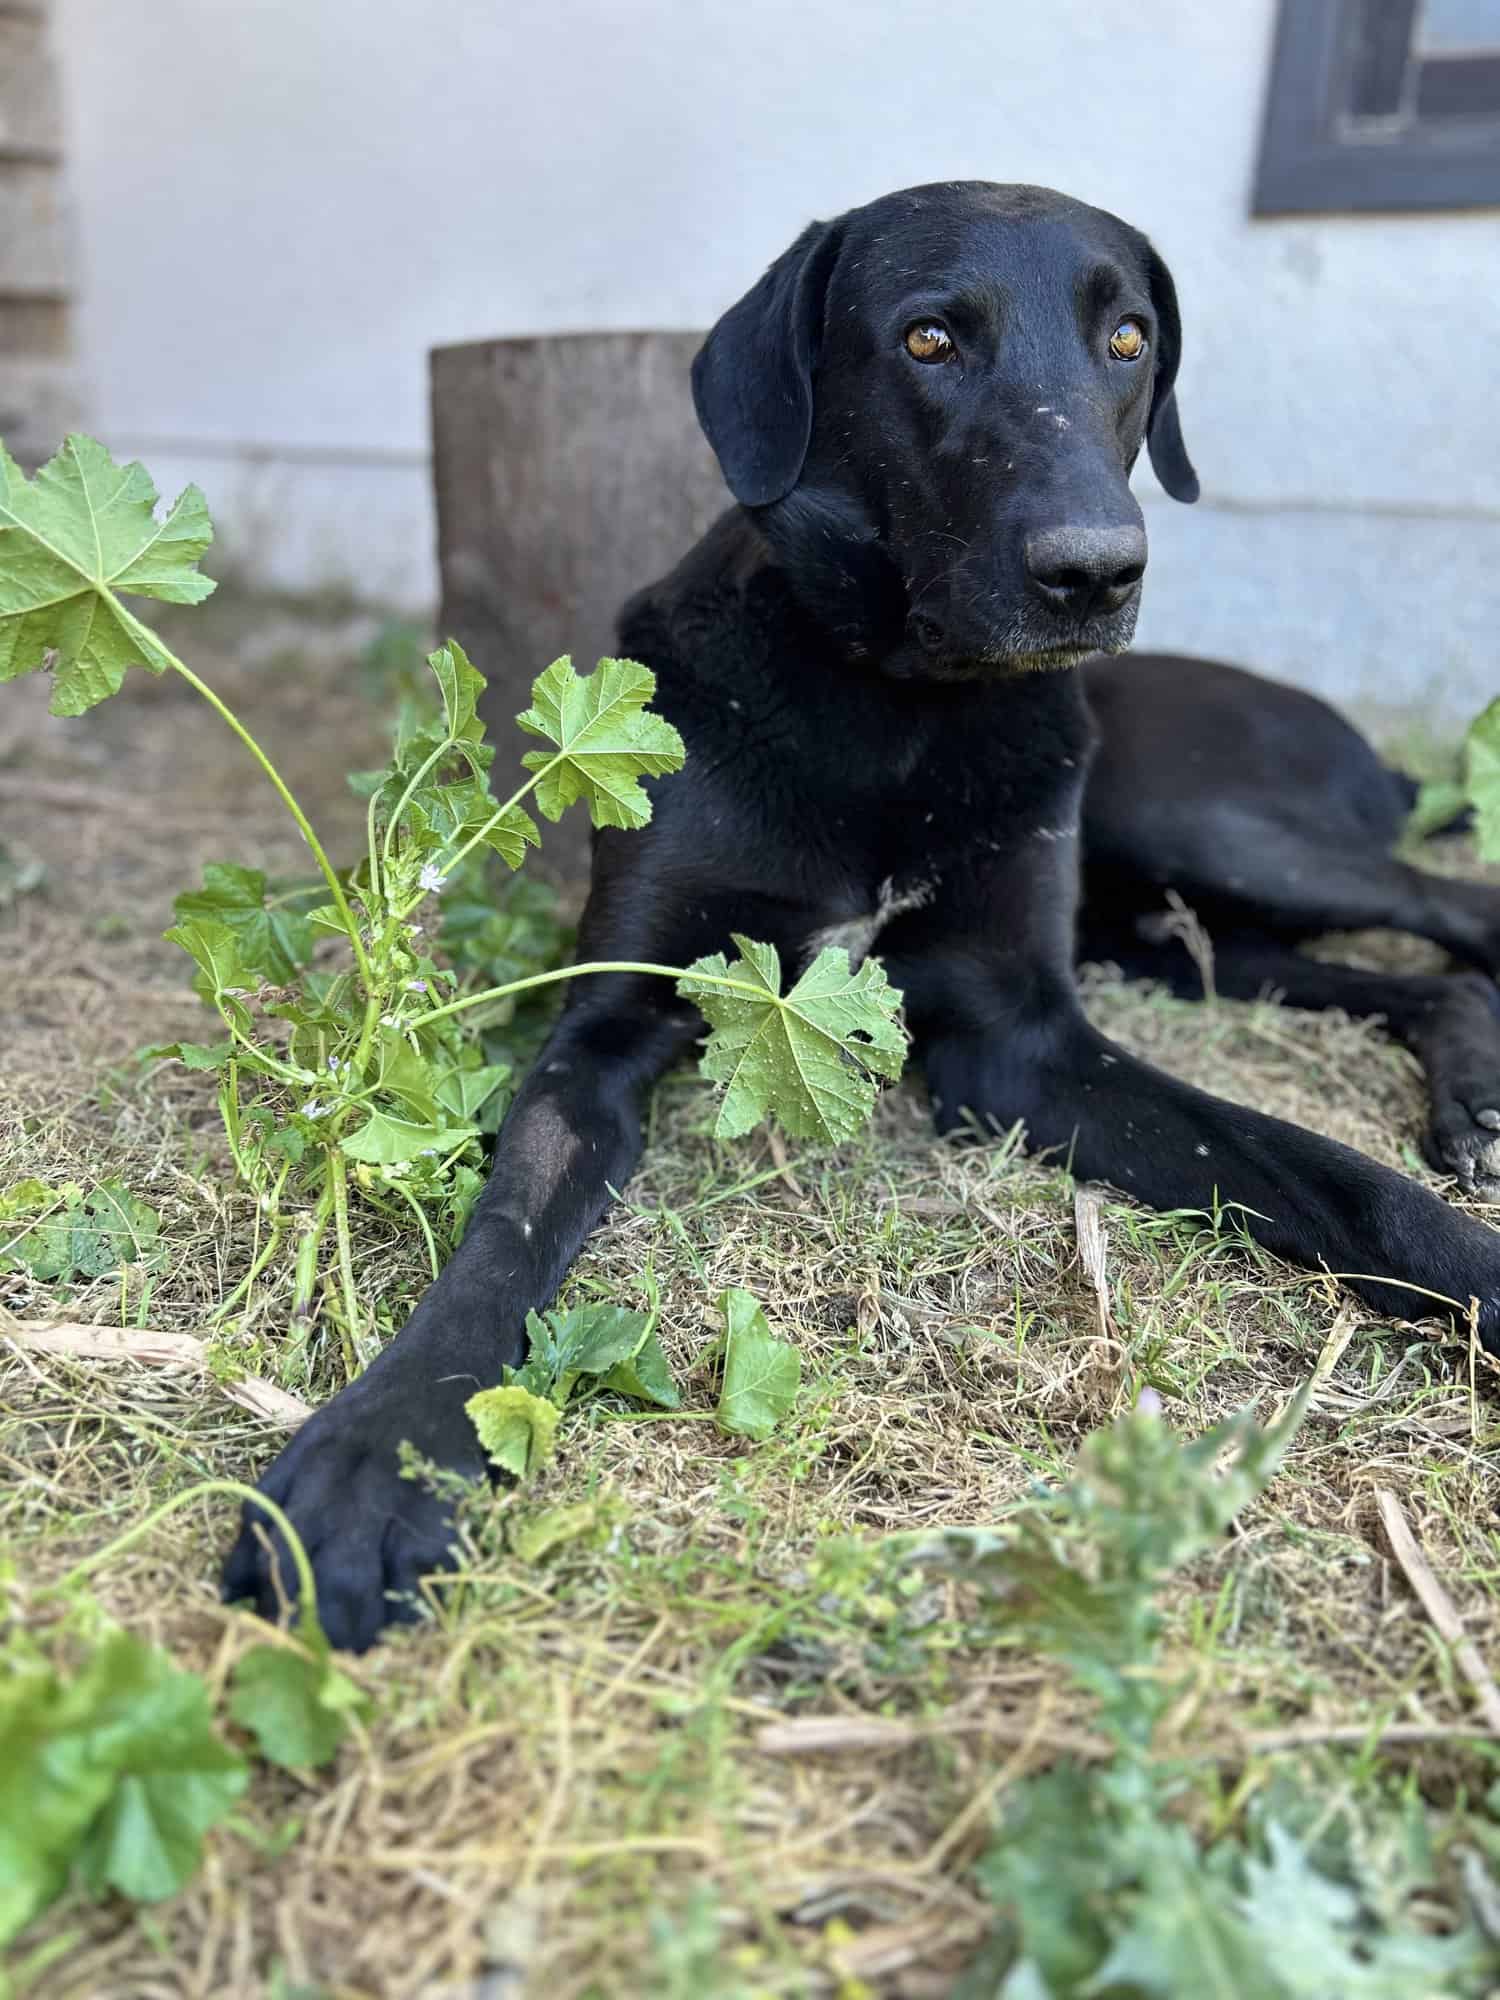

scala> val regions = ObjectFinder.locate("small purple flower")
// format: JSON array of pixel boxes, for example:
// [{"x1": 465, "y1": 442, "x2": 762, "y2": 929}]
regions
[
  {"x1": 1136, "y1": 1385, "x2": 1163, "y2": 1418},
  {"x1": 406, "y1": 979, "x2": 428, "y2": 994},
  {"x1": 419, "y1": 863, "x2": 447, "y2": 894}
]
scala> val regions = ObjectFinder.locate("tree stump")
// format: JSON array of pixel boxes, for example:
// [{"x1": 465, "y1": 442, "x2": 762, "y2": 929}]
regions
[{"x1": 430, "y1": 331, "x2": 729, "y2": 882}]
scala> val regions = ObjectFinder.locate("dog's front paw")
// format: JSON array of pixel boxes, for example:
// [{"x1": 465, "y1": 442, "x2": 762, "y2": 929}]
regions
[{"x1": 222, "y1": 1365, "x2": 488, "y2": 1653}]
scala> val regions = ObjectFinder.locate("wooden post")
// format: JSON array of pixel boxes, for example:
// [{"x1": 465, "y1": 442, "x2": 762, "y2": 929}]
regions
[{"x1": 429, "y1": 331, "x2": 729, "y2": 881}]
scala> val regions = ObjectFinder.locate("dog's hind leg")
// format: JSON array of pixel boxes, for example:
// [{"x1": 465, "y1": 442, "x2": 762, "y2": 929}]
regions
[
  {"x1": 1076, "y1": 920, "x2": 1500, "y2": 1197},
  {"x1": 1081, "y1": 653, "x2": 1500, "y2": 972}
]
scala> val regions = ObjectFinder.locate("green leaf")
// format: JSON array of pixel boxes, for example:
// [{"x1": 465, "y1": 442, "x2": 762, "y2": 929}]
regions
[
  {"x1": 0, "y1": 1629, "x2": 246, "y2": 1930},
  {"x1": 1463, "y1": 698, "x2": 1500, "y2": 863},
  {"x1": 466, "y1": 1383, "x2": 562, "y2": 1480},
  {"x1": 71, "y1": 1654, "x2": 248, "y2": 1905},
  {"x1": 975, "y1": 1763, "x2": 1124, "y2": 1994},
  {"x1": 0, "y1": 434, "x2": 215, "y2": 715},
  {"x1": 174, "y1": 863, "x2": 314, "y2": 984},
  {"x1": 405, "y1": 775, "x2": 539, "y2": 872},
  {"x1": 508, "y1": 1500, "x2": 603, "y2": 1564},
  {"x1": 601, "y1": 1327, "x2": 681, "y2": 1409},
  {"x1": 679, "y1": 937, "x2": 906, "y2": 1142},
  {"x1": 0, "y1": 1178, "x2": 160, "y2": 1282},
  {"x1": 0, "y1": 1177, "x2": 52, "y2": 1222},
  {"x1": 433, "y1": 1062, "x2": 510, "y2": 1124},
  {"x1": 144, "y1": 1039, "x2": 235, "y2": 1072},
  {"x1": 428, "y1": 638, "x2": 487, "y2": 750},
  {"x1": 917, "y1": 1393, "x2": 1308, "y2": 1746},
  {"x1": 512, "y1": 1302, "x2": 676, "y2": 1409},
  {"x1": 340, "y1": 1111, "x2": 474, "y2": 1166},
  {"x1": 474, "y1": 799, "x2": 540, "y2": 870},
  {"x1": 516, "y1": 656, "x2": 685, "y2": 830},
  {"x1": 163, "y1": 913, "x2": 254, "y2": 1006},
  {"x1": 227, "y1": 1644, "x2": 370, "y2": 1771},
  {"x1": 1238, "y1": 1820, "x2": 1490, "y2": 1999},
  {"x1": 0, "y1": 1660, "x2": 117, "y2": 1942},
  {"x1": 548, "y1": 1303, "x2": 654, "y2": 1390},
  {"x1": 1085, "y1": 1820, "x2": 1279, "y2": 2000},
  {"x1": 368, "y1": 1025, "x2": 441, "y2": 1123},
  {"x1": 714, "y1": 1287, "x2": 800, "y2": 1441}
]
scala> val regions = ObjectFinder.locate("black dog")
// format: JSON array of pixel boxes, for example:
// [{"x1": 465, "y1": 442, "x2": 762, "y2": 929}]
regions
[
  {"x1": 1078, "y1": 650, "x2": 1500, "y2": 1200},
  {"x1": 226, "y1": 181, "x2": 1500, "y2": 1651}
]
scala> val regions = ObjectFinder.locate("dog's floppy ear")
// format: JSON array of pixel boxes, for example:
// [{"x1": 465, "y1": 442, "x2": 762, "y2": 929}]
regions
[
  {"x1": 692, "y1": 219, "x2": 843, "y2": 507},
  {"x1": 1143, "y1": 243, "x2": 1199, "y2": 504}
]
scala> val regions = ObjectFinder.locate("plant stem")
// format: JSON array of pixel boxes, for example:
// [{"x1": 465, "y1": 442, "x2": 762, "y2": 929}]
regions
[
  {"x1": 392, "y1": 1179, "x2": 442, "y2": 1279},
  {"x1": 415, "y1": 959, "x2": 778, "y2": 1030},
  {"x1": 208, "y1": 1162, "x2": 291, "y2": 1322},
  {"x1": 424, "y1": 761, "x2": 551, "y2": 889},
  {"x1": 328, "y1": 1150, "x2": 362, "y2": 1374},
  {"x1": 365, "y1": 782, "x2": 383, "y2": 906},
  {"x1": 54, "y1": 1479, "x2": 324, "y2": 1630},
  {"x1": 109, "y1": 592, "x2": 376, "y2": 997},
  {"x1": 380, "y1": 735, "x2": 456, "y2": 877},
  {"x1": 292, "y1": 1180, "x2": 336, "y2": 1322}
]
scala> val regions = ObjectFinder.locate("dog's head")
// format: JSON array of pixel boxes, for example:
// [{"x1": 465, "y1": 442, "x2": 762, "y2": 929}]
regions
[{"x1": 692, "y1": 181, "x2": 1197, "y2": 680}]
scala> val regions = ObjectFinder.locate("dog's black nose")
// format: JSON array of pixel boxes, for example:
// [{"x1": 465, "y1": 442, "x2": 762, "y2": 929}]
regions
[{"x1": 1024, "y1": 525, "x2": 1147, "y2": 620}]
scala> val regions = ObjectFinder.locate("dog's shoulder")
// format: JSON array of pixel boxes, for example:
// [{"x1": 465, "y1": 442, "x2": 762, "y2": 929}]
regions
[{"x1": 616, "y1": 507, "x2": 792, "y2": 689}]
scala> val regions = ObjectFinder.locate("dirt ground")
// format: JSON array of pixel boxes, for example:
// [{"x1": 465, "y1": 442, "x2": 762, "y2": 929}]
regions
[{"x1": 3, "y1": 601, "x2": 1499, "y2": 1998}]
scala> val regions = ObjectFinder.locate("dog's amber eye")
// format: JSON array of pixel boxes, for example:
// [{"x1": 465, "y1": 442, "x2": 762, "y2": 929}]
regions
[
  {"x1": 904, "y1": 322, "x2": 955, "y2": 363},
  {"x1": 1109, "y1": 318, "x2": 1147, "y2": 361}
]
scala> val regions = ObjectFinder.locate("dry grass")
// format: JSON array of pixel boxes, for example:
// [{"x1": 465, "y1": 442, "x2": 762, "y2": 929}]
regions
[{"x1": 4, "y1": 606, "x2": 1499, "y2": 1998}]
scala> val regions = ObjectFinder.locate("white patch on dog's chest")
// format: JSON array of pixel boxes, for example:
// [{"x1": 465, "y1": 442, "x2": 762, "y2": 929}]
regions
[{"x1": 805, "y1": 875, "x2": 937, "y2": 968}]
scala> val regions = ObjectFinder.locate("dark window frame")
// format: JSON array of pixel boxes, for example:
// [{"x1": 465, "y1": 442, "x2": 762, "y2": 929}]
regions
[{"x1": 1253, "y1": 0, "x2": 1500, "y2": 215}]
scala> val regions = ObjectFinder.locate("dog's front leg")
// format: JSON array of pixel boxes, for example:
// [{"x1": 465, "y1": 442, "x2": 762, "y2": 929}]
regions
[{"x1": 222, "y1": 986, "x2": 696, "y2": 1651}]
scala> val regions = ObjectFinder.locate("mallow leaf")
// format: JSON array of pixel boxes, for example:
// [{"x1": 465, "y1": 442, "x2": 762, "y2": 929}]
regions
[
  {"x1": 174, "y1": 863, "x2": 314, "y2": 985},
  {"x1": 516, "y1": 656, "x2": 685, "y2": 829},
  {"x1": 340, "y1": 1111, "x2": 474, "y2": 1166},
  {"x1": 466, "y1": 1383, "x2": 562, "y2": 1480},
  {"x1": 428, "y1": 638, "x2": 487, "y2": 752},
  {"x1": 714, "y1": 1288, "x2": 801, "y2": 1440},
  {"x1": 600, "y1": 1328, "x2": 680, "y2": 1409},
  {"x1": 0, "y1": 1178, "x2": 160, "y2": 1282},
  {"x1": 25, "y1": 1630, "x2": 248, "y2": 1911},
  {"x1": 0, "y1": 435, "x2": 215, "y2": 715},
  {"x1": 228, "y1": 1643, "x2": 370, "y2": 1771},
  {"x1": 404, "y1": 775, "x2": 539, "y2": 872},
  {"x1": 678, "y1": 936, "x2": 906, "y2": 1142}
]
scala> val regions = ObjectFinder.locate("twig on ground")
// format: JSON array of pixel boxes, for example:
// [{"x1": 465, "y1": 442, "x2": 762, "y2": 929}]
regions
[
  {"x1": 1073, "y1": 1184, "x2": 1113, "y2": 1339},
  {"x1": 1, "y1": 1317, "x2": 313, "y2": 1429},
  {"x1": 756, "y1": 1711, "x2": 1495, "y2": 1762},
  {"x1": 1375, "y1": 1486, "x2": 1500, "y2": 1734}
]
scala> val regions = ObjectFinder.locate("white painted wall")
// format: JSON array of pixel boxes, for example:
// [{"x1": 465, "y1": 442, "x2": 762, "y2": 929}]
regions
[{"x1": 49, "y1": 0, "x2": 1500, "y2": 709}]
